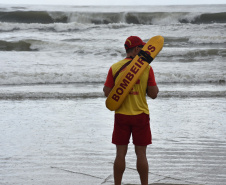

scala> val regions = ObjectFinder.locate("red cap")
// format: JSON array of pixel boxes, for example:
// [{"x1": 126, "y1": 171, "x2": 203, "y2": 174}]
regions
[{"x1": 124, "y1": 36, "x2": 146, "y2": 50}]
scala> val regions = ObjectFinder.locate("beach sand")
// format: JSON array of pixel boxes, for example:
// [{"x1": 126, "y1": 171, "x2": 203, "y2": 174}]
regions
[{"x1": 0, "y1": 97, "x2": 225, "y2": 185}]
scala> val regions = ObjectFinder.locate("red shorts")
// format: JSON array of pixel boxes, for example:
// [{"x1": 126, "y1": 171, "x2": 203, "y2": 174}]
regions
[{"x1": 112, "y1": 113, "x2": 152, "y2": 146}]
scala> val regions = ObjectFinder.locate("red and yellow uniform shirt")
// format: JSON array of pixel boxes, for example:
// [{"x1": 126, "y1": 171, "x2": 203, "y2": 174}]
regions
[{"x1": 104, "y1": 58, "x2": 157, "y2": 115}]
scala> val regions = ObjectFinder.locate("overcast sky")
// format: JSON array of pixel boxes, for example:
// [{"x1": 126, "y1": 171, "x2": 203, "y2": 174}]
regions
[{"x1": 0, "y1": 0, "x2": 225, "y2": 5}]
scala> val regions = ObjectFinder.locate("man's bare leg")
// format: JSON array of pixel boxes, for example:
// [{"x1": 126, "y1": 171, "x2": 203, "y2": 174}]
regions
[
  {"x1": 135, "y1": 145, "x2": 148, "y2": 185},
  {"x1": 114, "y1": 145, "x2": 128, "y2": 185}
]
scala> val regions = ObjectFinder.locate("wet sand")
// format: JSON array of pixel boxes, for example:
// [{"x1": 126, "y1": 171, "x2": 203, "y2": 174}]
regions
[{"x1": 0, "y1": 97, "x2": 225, "y2": 185}]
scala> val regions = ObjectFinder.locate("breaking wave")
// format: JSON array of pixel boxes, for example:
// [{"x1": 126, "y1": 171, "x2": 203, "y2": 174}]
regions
[
  {"x1": 1, "y1": 38, "x2": 225, "y2": 53},
  {"x1": 0, "y1": 71, "x2": 225, "y2": 85},
  {"x1": 0, "y1": 11, "x2": 67, "y2": 24},
  {"x1": 0, "y1": 11, "x2": 226, "y2": 25}
]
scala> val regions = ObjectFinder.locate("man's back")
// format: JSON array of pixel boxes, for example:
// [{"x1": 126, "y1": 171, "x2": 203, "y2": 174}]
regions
[{"x1": 111, "y1": 58, "x2": 151, "y2": 115}]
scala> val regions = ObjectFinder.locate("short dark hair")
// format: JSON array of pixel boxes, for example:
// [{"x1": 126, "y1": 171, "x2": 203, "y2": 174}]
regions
[
  {"x1": 126, "y1": 47, "x2": 134, "y2": 53},
  {"x1": 126, "y1": 45, "x2": 143, "y2": 53}
]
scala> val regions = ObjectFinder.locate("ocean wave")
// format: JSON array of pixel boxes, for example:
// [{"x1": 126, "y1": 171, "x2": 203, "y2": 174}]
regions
[
  {"x1": 164, "y1": 37, "x2": 190, "y2": 46},
  {"x1": 0, "y1": 11, "x2": 225, "y2": 25},
  {"x1": 0, "y1": 21, "x2": 133, "y2": 33},
  {"x1": 161, "y1": 48, "x2": 226, "y2": 58},
  {"x1": 0, "y1": 92, "x2": 103, "y2": 100},
  {"x1": 159, "y1": 91, "x2": 226, "y2": 98},
  {"x1": 0, "y1": 39, "x2": 72, "y2": 52},
  {"x1": 164, "y1": 36, "x2": 226, "y2": 47},
  {"x1": 0, "y1": 40, "x2": 37, "y2": 51},
  {"x1": 0, "y1": 37, "x2": 226, "y2": 57},
  {"x1": 180, "y1": 12, "x2": 226, "y2": 24},
  {"x1": 0, "y1": 72, "x2": 106, "y2": 85},
  {"x1": 0, "y1": 71, "x2": 225, "y2": 85},
  {"x1": 0, "y1": 11, "x2": 66, "y2": 24},
  {"x1": 0, "y1": 90, "x2": 225, "y2": 100}
]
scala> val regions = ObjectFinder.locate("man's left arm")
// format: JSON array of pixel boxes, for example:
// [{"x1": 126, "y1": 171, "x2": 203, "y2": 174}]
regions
[
  {"x1": 147, "y1": 67, "x2": 159, "y2": 99},
  {"x1": 103, "y1": 67, "x2": 114, "y2": 97},
  {"x1": 103, "y1": 86, "x2": 112, "y2": 97}
]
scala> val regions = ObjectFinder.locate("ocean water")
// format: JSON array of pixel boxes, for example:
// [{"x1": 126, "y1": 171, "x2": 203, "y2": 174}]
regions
[{"x1": 0, "y1": 4, "x2": 226, "y2": 185}]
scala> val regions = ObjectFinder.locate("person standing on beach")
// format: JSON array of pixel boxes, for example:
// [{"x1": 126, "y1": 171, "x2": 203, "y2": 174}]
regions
[{"x1": 103, "y1": 36, "x2": 159, "y2": 185}]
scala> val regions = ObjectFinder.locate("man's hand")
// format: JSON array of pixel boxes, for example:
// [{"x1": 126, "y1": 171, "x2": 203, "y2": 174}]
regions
[
  {"x1": 103, "y1": 86, "x2": 112, "y2": 97},
  {"x1": 147, "y1": 85, "x2": 159, "y2": 99}
]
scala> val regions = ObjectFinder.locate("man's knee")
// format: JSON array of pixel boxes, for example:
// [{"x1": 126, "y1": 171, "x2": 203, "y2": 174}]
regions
[
  {"x1": 116, "y1": 145, "x2": 128, "y2": 158},
  {"x1": 135, "y1": 145, "x2": 147, "y2": 157}
]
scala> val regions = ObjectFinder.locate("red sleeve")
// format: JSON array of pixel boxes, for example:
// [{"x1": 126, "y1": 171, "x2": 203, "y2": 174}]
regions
[
  {"x1": 148, "y1": 67, "x2": 157, "y2": 86},
  {"x1": 104, "y1": 67, "x2": 115, "y2": 88}
]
